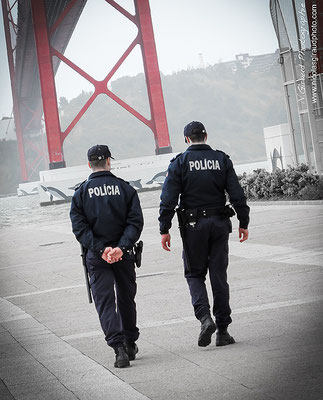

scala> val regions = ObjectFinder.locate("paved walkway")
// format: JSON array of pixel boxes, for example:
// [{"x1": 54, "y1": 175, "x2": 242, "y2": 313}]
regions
[{"x1": 0, "y1": 192, "x2": 322, "y2": 400}]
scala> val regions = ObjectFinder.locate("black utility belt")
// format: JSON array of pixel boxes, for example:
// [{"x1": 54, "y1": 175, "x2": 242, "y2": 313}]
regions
[
  {"x1": 196, "y1": 208, "x2": 221, "y2": 218},
  {"x1": 179, "y1": 205, "x2": 235, "y2": 225}
]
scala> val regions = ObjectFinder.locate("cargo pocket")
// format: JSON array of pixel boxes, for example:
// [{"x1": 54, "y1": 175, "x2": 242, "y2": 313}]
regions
[{"x1": 89, "y1": 273, "x2": 97, "y2": 286}]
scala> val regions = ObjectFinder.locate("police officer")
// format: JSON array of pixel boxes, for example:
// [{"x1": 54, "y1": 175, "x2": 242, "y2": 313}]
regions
[
  {"x1": 70, "y1": 145, "x2": 144, "y2": 368},
  {"x1": 159, "y1": 122, "x2": 249, "y2": 348}
]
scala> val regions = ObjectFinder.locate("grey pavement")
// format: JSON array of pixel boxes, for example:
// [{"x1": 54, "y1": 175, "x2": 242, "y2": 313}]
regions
[{"x1": 0, "y1": 190, "x2": 322, "y2": 400}]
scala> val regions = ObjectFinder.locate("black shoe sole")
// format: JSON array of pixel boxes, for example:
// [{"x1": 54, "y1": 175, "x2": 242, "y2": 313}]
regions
[
  {"x1": 198, "y1": 324, "x2": 216, "y2": 347},
  {"x1": 216, "y1": 336, "x2": 235, "y2": 347},
  {"x1": 114, "y1": 360, "x2": 130, "y2": 368}
]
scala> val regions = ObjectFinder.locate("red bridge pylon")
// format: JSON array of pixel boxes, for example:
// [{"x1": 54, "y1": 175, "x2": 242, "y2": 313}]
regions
[{"x1": 2, "y1": 0, "x2": 172, "y2": 178}]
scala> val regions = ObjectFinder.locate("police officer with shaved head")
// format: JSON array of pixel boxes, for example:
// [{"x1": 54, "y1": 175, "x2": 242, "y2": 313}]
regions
[
  {"x1": 159, "y1": 122, "x2": 250, "y2": 348},
  {"x1": 70, "y1": 145, "x2": 143, "y2": 368}
]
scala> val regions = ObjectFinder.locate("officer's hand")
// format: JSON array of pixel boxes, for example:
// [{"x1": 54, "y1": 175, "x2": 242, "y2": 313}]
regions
[
  {"x1": 239, "y1": 228, "x2": 249, "y2": 243},
  {"x1": 107, "y1": 247, "x2": 123, "y2": 263},
  {"x1": 101, "y1": 247, "x2": 113, "y2": 262},
  {"x1": 161, "y1": 233, "x2": 171, "y2": 251}
]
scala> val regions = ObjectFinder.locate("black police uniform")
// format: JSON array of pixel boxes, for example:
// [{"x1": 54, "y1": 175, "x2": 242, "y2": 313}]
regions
[
  {"x1": 159, "y1": 143, "x2": 249, "y2": 331},
  {"x1": 70, "y1": 170, "x2": 144, "y2": 350}
]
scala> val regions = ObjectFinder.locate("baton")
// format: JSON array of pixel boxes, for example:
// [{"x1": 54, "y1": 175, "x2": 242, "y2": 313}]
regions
[
  {"x1": 80, "y1": 244, "x2": 92, "y2": 304},
  {"x1": 176, "y1": 208, "x2": 191, "y2": 272}
]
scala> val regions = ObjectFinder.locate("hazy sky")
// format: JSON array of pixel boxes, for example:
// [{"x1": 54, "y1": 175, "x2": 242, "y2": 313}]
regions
[{"x1": 0, "y1": 0, "x2": 278, "y2": 118}]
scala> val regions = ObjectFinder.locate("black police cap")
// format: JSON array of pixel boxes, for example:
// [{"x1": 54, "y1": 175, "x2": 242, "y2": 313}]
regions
[
  {"x1": 183, "y1": 121, "x2": 207, "y2": 137},
  {"x1": 87, "y1": 145, "x2": 114, "y2": 161}
]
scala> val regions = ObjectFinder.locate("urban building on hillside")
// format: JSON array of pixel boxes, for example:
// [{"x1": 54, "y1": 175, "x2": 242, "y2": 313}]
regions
[
  {"x1": 270, "y1": 0, "x2": 323, "y2": 174},
  {"x1": 210, "y1": 51, "x2": 280, "y2": 74},
  {"x1": 235, "y1": 51, "x2": 280, "y2": 73}
]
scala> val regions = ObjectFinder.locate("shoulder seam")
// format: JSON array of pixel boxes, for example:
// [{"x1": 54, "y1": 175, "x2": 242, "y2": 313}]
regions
[
  {"x1": 216, "y1": 149, "x2": 230, "y2": 158},
  {"x1": 114, "y1": 175, "x2": 131, "y2": 186},
  {"x1": 74, "y1": 179, "x2": 87, "y2": 192},
  {"x1": 170, "y1": 152, "x2": 182, "y2": 162}
]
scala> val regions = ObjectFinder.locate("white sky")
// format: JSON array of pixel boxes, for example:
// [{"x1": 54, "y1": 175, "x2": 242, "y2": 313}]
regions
[{"x1": 0, "y1": 0, "x2": 278, "y2": 118}]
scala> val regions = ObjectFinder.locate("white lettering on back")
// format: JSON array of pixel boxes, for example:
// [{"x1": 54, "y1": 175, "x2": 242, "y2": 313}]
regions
[
  {"x1": 88, "y1": 185, "x2": 121, "y2": 198},
  {"x1": 189, "y1": 158, "x2": 221, "y2": 172}
]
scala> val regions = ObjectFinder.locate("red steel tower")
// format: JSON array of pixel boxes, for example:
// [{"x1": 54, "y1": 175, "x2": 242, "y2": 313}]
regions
[{"x1": 2, "y1": 0, "x2": 172, "y2": 180}]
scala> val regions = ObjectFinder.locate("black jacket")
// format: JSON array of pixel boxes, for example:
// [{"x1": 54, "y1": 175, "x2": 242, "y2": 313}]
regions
[
  {"x1": 70, "y1": 170, "x2": 144, "y2": 254},
  {"x1": 159, "y1": 144, "x2": 249, "y2": 233}
]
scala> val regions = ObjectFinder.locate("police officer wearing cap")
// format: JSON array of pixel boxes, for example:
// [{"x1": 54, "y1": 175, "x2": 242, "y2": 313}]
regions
[
  {"x1": 159, "y1": 122, "x2": 250, "y2": 348},
  {"x1": 70, "y1": 145, "x2": 144, "y2": 368}
]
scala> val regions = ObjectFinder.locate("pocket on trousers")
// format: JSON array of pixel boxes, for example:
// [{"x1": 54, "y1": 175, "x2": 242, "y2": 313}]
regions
[
  {"x1": 87, "y1": 250, "x2": 100, "y2": 260},
  {"x1": 89, "y1": 273, "x2": 97, "y2": 286}
]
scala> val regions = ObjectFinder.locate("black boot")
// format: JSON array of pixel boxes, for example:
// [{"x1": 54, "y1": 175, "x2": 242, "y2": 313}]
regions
[
  {"x1": 216, "y1": 327, "x2": 235, "y2": 346},
  {"x1": 114, "y1": 345, "x2": 130, "y2": 368},
  {"x1": 198, "y1": 314, "x2": 216, "y2": 347},
  {"x1": 124, "y1": 340, "x2": 138, "y2": 361}
]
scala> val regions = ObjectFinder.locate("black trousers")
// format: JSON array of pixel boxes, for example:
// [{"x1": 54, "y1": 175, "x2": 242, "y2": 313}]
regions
[
  {"x1": 183, "y1": 216, "x2": 232, "y2": 329},
  {"x1": 86, "y1": 250, "x2": 139, "y2": 349}
]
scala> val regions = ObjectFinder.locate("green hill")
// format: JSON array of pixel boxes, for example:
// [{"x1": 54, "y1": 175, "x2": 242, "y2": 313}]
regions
[
  {"x1": 61, "y1": 62, "x2": 287, "y2": 166},
  {"x1": 0, "y1": 62, "x2": 287, "y2": 194}
]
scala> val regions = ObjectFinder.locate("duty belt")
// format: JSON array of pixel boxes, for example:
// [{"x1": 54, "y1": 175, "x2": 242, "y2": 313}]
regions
[
  {"x1": 196, "y1": 208, "x2": 222, "y2": 218},
  {"x1": 184, "y1": 205, "x2": 235, "y2": 222}
]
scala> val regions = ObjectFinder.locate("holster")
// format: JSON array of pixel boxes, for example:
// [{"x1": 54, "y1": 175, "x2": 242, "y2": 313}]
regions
[
  {"x1": 177, "y1": 208, "x2": 198, "y2": 227},
  {"x1": 219, "y1": 204, "x2": 236, "y2": 218},
  {"x1": 133, "y1": 240, "x2": 143, "y2": 268},
  {"x1": 185, "y1": 209, "x2": 198, "y2": 226}
]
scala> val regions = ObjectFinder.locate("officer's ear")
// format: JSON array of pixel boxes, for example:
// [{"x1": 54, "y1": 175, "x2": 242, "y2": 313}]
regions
[
  {"x1": 185, "y1": 137, "x2": 189, "y2": 144},
  {"x1": 88, "y1": 161, "x2": 92, "y2": 169}
]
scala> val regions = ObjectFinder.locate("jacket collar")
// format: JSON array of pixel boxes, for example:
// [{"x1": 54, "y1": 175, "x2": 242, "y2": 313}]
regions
[
  {"x1": 187, "y1": 144, "x2": 212, "y2": 151},
  {"x1": 88, "y1": 170, "x2": 115, "y2": 179}
]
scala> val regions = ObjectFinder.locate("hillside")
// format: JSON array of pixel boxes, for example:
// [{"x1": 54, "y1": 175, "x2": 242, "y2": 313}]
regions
[
  {"x1": 0, "y1": 62, "x2": 287, "y2": 194},
  {"x1": 61, "y1": 62, "x2": 287, "y2": 166}
]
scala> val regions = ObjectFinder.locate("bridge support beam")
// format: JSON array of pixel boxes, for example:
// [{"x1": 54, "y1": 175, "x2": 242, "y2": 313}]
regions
[
  {"x1": 135, "y1": 0, "x2": 172, "y2": 154},
  {"x1": 4, "y1": 0, "x2": 171, "y2": 176},
  {"x1": 30, "y1": 0, "x2": 65, "y2": 169},
  {"x1": 1, "y1": 0, "x2": 28, "y2": 180}
]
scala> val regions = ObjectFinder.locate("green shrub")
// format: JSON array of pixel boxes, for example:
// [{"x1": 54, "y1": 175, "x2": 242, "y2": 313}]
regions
[
  {"x1": 299, "y1": 176, "x2": 323, "y2": 200},
  {"x1": 237, "y1": 164, "x2": 322, "y2": 200}
]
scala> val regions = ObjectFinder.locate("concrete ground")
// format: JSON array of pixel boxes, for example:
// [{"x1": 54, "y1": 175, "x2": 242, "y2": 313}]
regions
[{"x1": 0, "y1": 191, "x2": 322, "y2": 400}]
